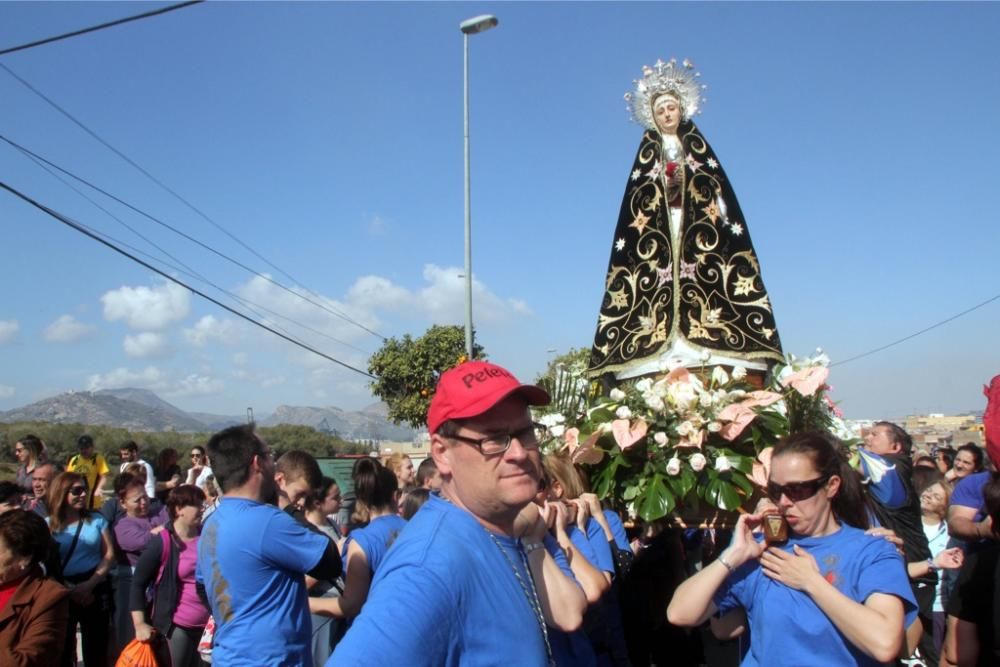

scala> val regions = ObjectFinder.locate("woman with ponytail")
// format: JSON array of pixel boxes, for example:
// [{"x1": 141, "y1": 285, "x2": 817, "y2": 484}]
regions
[
  {"x1": 668, "y1": 431, "x2": 919, "y2": 666},
  {"x1": 309, "y1": 458, "x2": 405, "y2": 620}
]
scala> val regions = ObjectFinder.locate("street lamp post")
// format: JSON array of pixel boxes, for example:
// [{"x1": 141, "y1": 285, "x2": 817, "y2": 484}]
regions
[{"x1": 460, "y1": 14, "x2": 498, "y2": 359}]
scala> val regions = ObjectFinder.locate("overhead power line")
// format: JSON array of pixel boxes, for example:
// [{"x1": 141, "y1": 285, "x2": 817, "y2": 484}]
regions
[
  {"x1": 0, "y1": 1, "x2": 204, "y2": 57},
  {"x1": 4, "y1": 134, "x2": 371, "y2": 355},
  {"x1": 0, "y1": 62, "x2": 385, "y2": 341},
  {"x1": 0, "y1": 180, "x2": 375, "y2": 380},
  {"x1": 831, "y1": 293, "x2": 1000, "y2": 367},
  {"x1": 18, "y1": 151, "x2": 370, "y2": 355}
]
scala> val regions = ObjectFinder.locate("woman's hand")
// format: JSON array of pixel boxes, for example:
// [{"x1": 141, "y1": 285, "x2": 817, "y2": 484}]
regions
[
  {"x1": 865, "y1": 526, "x2": 905, "y2": 556},
  {"x1": 150, "y1": 525, "x2": 165, "y2": 535},
  {"x1": 134, "y1": 620, "x2": 156, "y2": 642},
  {"x1": 935, "y1": 547, "x2": 964, "y2": 570},
  {"x1": 724, "y1": 513, "x2": 765, "y2": 567},
  {"x1": 571, "y1": 498, "x2": 591, "y2": 532},
  {"x1": 760, "y1": 544, "x2": 825, "y2": 592}
]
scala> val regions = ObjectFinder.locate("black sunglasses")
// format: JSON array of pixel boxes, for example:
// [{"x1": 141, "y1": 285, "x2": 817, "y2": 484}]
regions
[
  {"x1": 68, "y1": 485, "x2": 88, "y2": 497},
  {"x1": 766, "y1": 475, "x2": 830, "y2": 503}
]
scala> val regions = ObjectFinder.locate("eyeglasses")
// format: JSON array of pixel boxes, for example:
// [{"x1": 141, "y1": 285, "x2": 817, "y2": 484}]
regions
[
  {"x1": 766, "y1": 475, "x2": 830, "y2": 503},
  {"x1": 68, "y1": 486, "x2": 88, "y2": 497},
  {"x1": 191, "y1": 452, "x2": 203, "y2": 458},
  {"x1": 446, "y1": 422, "x2": 550, "y2": 456}
]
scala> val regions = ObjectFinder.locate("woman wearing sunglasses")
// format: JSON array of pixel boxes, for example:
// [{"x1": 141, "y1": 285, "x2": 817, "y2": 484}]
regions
[
  {"x1": 46, "y1": 472, "x2": 114, "y2": 667},
  {"x1": 668, "y1": 431, "x2": 918, "y2": 666}
]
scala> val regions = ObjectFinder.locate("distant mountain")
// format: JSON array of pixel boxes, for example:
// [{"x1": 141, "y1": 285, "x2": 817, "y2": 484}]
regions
[
  {"x1": 0, "y1": 391, "x2": 206, "y2": 432},
  {"x1": 262, "y1": 404, "x2": 417, "y2": 441},
  {"x1": 0, "y1": 388, "x2": 417, "y2": 440}
]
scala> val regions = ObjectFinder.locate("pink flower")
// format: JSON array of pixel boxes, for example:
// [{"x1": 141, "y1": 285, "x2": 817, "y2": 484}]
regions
[
  {"x1": 718, "y1": 402, "x2": 757, "y2": 441},
  {"x1": 563, "y1": 427, "x2": 579, "y2": 452},
  {"x1": 612, "y1": 419, "x2": 648, "y2": 451},
  {"x1": 750, "y1": 447, "x2": 773, "y2": 488},
  {"x1": 678, "y1": 429, "x2": 705, "y2": 449},
  {"x1": 781, "y1": 366, "x2": 830, "y2": 397},
  {"x1": 571, "y1": 431, "x2": 605, "y2": 465},
  {"x1": 745, "y1": 390, "x2": 783, "y2": 408}
]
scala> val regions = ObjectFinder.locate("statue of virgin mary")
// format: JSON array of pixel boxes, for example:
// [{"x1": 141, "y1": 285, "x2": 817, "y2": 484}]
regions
[{"x1": 589, "y1": 59, "x2": 783, "y2": 380}]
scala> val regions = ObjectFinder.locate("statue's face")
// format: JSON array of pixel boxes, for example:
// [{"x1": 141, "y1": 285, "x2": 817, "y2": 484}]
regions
[{"x1": 652, "y1": 95, "x2": 682, "y2": 135}]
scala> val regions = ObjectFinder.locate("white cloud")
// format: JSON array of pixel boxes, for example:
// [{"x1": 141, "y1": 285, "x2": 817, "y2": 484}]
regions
[
  {"x1": 183, "y1": 315, "x2": 240, "y2": 346},
  {"x1": 87, "y1": 366, "x2": 165, "y2": 391},
  {"x1": 101, "y1": 282, "x2": 190, "y2": 331},
  {"x1": 0, "y1": 385, "x2": 14, "y2": 399},
  {"x1": 123, "y1": 332, "x2": 171, "y2": 358},
  {"x1": 85, "y1": 366, "x2": 223, "y2": 398},
  {"x1": 43, "y1": 315, "x2": 96, "y2": 343},
  {"x1": 0, "y1": 320, "x2": 19, "y2": 344},
  {"x1": 340, "y1": 264, "x2": 532, "y2": 326}
]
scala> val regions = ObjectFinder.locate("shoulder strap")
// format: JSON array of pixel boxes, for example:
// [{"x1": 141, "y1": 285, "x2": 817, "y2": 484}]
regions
[
  {"x1": 155, "y1": 529, "x2": 171, "y2": 586},
  {"x1": 60, "y1": 519, "x2": 85, "y2": 571}
]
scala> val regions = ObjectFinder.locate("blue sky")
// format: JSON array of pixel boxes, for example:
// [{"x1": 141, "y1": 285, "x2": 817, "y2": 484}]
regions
[{"x1": 1, "y1": 2, "x2": 997, "y2": 420}]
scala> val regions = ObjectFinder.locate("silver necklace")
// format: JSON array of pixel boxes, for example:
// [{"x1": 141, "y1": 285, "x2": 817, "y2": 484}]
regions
[{"x1": 486, "y1": 532, "x2": 555, "y2": 667}]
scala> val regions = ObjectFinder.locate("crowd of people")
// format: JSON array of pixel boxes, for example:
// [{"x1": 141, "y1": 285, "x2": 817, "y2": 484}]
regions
[{"x1": 0, "y1": 361, "x2": 997, "y2": 666}]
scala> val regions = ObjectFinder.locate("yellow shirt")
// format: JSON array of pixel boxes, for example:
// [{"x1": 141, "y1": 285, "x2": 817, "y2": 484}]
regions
[{"x1": 66, "y1": 453, "x2": 110, "y2": 509}]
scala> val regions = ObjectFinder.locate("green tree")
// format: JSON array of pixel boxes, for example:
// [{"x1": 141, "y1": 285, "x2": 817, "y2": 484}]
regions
[{"x1": 368, "y1": 325, "x2": 485, "y2": 429}]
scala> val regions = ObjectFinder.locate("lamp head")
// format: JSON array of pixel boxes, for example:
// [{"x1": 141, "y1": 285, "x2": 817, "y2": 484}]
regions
[{"x1": 460, "y1": 15, "x2": 499, "y2": 34}]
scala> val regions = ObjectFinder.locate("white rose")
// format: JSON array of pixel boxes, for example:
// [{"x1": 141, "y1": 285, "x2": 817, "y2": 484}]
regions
[
  {"x1": 616, "y1": 406, "x2": 632, "y2": 419},
  {"x1": 699, "y1": 393, "x2": 713, "y2": 408},
  {"x1": 654, "y1": 431, "x2": 669, "y2": 446},
  {"x1": 690, "y1": 453, "x2": 707, "y2": 472},
  {"x1": 731, "y1": 366, "x2": 747, "y2": 381},
  {"x1": 711, "y1": 366, "x2": 729, "y2": 386},
  {"x1": 699, "y1": 350, "x2": 712, "y2": 363},
  {"x1": 550, "y1": 424, "x2": 565, "y2": 438},
  {"x1": 715, "y1": 455, "x2": 732, "y2": 472},
  {"x1": 676, "y1": 420, "x2": 694, "y2": 436},
  {"x1": 667, "y1": 381, "x2": 698, "y2": 407},
  {"x1": 666, "y1": 457, "x2": 682, "y2": 475},
  {"x1": 635, "y1": 378, "x2": 654, "y2": 394},
  {"x1": 707, "y1": 421, "x2": 722, "y2": 433},
  {"x1": 645, "y1": 395, "x2": 665, "y2": 412},
  {"x1": 538, "y1": 413, "x2": 565, "y2": 428},
  {"x1": 609, "y1": 388, "x2": 626, "y2": 402}
]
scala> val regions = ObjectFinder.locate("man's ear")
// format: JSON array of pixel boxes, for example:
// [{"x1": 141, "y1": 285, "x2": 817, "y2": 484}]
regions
[
  {"x1": 430, "y1": 434, "x2": 453, "y2": 477},
  {"x1": 272, "y1": 469, "x2": 285, "y2": 488}
]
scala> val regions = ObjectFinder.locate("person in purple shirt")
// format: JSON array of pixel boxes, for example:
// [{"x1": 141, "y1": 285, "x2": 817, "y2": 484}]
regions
[{"x1": 112, "y1": 478, "x2": 168, "y2": 653}]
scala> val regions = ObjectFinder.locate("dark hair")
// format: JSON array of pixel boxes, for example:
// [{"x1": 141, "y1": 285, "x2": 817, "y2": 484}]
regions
[
  {"x1": 352, "y1": 458, "x2": 397, "y2": 512},
  {"x1": 874, "y1": 421, "x2": 912, "y2": 456},
  {"x1": 47, "y1": 472, "x2": 90, "y2": 532},
  {"x1": 911, "y1": 466, "x2": 944, "y2": 497},
  {"x1": 305, "y1": 477, "x2": 339, "y2": 512},
  {"x1": 77, "y1": 434, "x2": 94, "y2": 449},
  {"x1": 772, "y1": 430, "x2": 871, "y2": 530},
  {"x1": 205, "y1": 424, "x2": 267, "y2": 493},
  {"x1": 401, "y1": 487, "x2": 430, "y2": 520},
  {"x1": 913, "y1": 455, "x2": 937, "y2": 468},
  {"x1": 936, "y1": 447, "x2": 955, "y2": 468},
  {"x1": 0, "y1": 481, "x2": 23, "y2": 505},
  {"x1": 156, "y1": 448, "x2": 178, "y2": 474},
  {"x1": 416, "y1": 458, "x2": 438, "y2": 487},
  {"x1": 17, "y1": 434, "x2": 44, "y2": 462},
  {"x1": 983, "y1": 472, "x2": 1000, "y2": 538},
  {"x1": 166, "y1": 484, "x2": 206, "y2": 520},
  {"x1": 117, "y1": 478, "x2": 146, "y2": 501},
  {"x1": 956, "y1": 443, "x2": 985, "y2": 472},
  {"x1": 122, "y1": 462, "x2": 147, "y2": 482},
  {"x1": 121, "y1": 440, "x2": 139, "y2": 454},
  {"x1": 0, "y1": 509, "x2": 53, "y2": 565},
  {"x1": 275, "y1": 450, "x2": 322, "y2": 490},
  {"x1": 114, "y1": 471, "x2": 140, "y2": 497}
]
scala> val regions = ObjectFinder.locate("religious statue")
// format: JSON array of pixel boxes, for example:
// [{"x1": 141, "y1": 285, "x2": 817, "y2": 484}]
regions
[{"x1": 589, "y1": 59, "x2": 783, "y2": 381}]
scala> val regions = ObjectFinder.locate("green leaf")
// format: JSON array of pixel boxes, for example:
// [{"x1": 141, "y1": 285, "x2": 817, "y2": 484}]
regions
[
  {"x1": 589, "y1": 408, "x2": 615, "y2": 424},
  {"x1": 703, "y1": 477, "x2": 742, "y2": 510},
  {"x1": 730, "y1": 471, "x2": 754, "y2": 495},
  {"x1": 637, "y1": 474, "x2": 675, "y2": 521},
  {"x1": 667, "y1": 467, "x2": 697, "y2": 500},
  {"x1": 623, "y1": 484, "x2": 641, "y2": 501}
]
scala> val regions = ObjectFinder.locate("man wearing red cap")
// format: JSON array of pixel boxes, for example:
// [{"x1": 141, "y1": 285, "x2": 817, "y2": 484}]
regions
[{"x1": 330, "y1": 361, "x2": 571, "y2": 666}]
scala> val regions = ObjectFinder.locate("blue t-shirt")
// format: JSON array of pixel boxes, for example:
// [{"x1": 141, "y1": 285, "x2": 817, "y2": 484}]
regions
[
  {"x1": 196, "y1": 497, "x2": 330, "y2": 667},
  {"x1": 714, "y1": 524, "x2": 918, "y2": 667},
  {"x1": 952, "y1": 470, "x2": 989, "y2": 520},
  {"x1": 343, "y1": 514, "x2": 407, "y2": 575},
  {"x1": 603, "y1": 509, "x2": 630, "y2": 552},
  {"x1": 583, "y1": 516, "x2": 615, "y2": 574},
  {"x1": 545, "y1": 534, "x2": 597, "y2": 667},
  {"x1": 329, "y1": 494, "x2": 549, "y2": 666},
  {"x1": 49, "y1": 513, "x2": 107, "y2": 577}
]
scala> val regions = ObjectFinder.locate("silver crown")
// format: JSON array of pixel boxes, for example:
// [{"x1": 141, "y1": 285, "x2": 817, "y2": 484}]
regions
[{"x1": 624, "y1": 58, "x2": 706, "y2": 130}]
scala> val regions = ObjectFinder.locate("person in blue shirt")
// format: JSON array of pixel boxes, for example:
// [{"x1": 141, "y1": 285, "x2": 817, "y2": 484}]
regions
[
  {"x1": 195, "y1": 424, "x2": 341, "y2": 667},
  {"x1": 668, "y1": 430, "x2": 918, "y2": 666},
  {"x1": 330, "y1": 360, "x2": 587, "y2": 666},
  {"x1": 310, "y1": 457, "x2": 406, "y2": 620}
]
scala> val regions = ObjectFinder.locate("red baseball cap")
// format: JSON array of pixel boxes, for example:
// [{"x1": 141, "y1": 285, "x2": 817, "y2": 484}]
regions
[{"x1": 426, "y1": 361, "x2": 550, "y2": 434}]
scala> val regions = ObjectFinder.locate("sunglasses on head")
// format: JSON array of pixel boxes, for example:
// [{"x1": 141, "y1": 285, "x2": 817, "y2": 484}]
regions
[
  {"x1": 766, "y1": 475, "x2": 830, "y2": 503},
  {"x1": 68, "y1": 486, "x2": 88, "y2": 497}
]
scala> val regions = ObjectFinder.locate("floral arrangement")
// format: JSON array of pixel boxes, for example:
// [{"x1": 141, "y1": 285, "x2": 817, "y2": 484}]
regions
[{"x1": 538, "y1": 351, "x2": 856, "y2": 522}]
